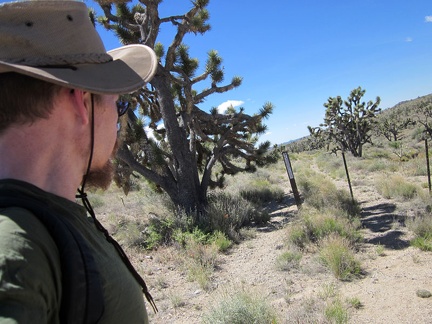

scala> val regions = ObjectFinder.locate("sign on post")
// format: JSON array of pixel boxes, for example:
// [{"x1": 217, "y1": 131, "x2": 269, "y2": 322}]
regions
[{"x1": 282, "y1": 151, "x2": 302, "y2": 208}]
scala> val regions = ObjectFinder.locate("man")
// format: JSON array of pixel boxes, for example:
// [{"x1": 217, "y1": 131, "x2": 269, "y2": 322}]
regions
[{"x1": 0, "y1": 1, "x2": 158, "y2": 323}]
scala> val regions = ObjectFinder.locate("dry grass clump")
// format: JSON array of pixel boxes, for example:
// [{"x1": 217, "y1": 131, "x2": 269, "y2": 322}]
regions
[
  {"x1": 407, "y1": 214, "x2": 432, "y2": 251},
  {"x1": 315, "y1": 153, "x2": 346, "y2": 179},
  {"x1": 202, "y1": 287, "x2": 279, "y2": 324},
  {"x1": 303, "y1": 206, "x2": 362, "y2": 244},
  {"x1": 275, "y1": 249, "x2": 302, "y2": 271},
  {"x1": 285, "y1": 282, "x2": 357, "y2": 324},
  {"x1": 319, "y1": 234, "x2": 362, "y2": 281},
  {"x1": 172, "y1": 228, "x2": 232, "y2": 291},
  {"x1": 297, "y1": 170, "x2": 360, "y2": 217},
  {"x1": 375, "y1": 174, "x2": 424, "y2": 200}
]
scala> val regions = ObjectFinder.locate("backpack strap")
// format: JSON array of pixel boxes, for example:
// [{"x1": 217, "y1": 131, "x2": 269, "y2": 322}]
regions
[{"x1": 0, "y1": 195, "x2": 105, "y2": 324}]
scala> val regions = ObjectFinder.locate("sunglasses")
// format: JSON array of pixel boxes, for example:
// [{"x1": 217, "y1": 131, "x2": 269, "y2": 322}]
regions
[{"x1": 116, "y1": 100, "x2": 130, "y2": 117}]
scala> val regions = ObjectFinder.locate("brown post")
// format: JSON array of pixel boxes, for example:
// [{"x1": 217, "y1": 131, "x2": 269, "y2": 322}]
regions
[
  {"x1": 426, "y1": 138, "x2": 431, "y2": 193},
  {"x1": 282, "y1": 151, "x2": 302, "y2": 208},
  {"x1": 342, "y1": 152, "x2": 354, "y2": 202}
]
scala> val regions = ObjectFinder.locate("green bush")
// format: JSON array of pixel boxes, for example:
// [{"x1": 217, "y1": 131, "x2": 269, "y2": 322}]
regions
[
  {"x1": 143, "y1": 216, "x2": 176, "y2": 249},
  {"x1": 209, "y1": 230, "x2": 232, "y2": 252},
  {"x1": 411, "y1": 237, "x2": 432, "y2": 251}
]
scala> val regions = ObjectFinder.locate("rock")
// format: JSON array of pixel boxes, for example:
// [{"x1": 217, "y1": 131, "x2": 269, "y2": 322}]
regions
[{"x1": 416, "y1": 289, "x2": 432, "y2": 298}]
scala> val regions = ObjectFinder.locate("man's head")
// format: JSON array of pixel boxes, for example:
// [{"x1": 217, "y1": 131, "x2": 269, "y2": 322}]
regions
[{"x1": 0, "y1": 0, "x2": 158, "y2": 192}]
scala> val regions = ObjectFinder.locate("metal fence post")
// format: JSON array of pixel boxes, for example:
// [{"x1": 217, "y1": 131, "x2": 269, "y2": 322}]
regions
[{"x1": 282, "y1": 151, "x2": 302, "y2": 208}]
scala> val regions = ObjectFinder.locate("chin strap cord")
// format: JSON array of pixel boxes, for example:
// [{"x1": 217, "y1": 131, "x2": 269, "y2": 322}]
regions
[{"x1": 76, "y1": 95, "x2": 158, "y2": 313}]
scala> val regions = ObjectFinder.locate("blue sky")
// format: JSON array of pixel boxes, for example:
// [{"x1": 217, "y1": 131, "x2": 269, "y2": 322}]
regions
[{"x1": 40, "y1": 1, "x2": 432, "y2": 144}]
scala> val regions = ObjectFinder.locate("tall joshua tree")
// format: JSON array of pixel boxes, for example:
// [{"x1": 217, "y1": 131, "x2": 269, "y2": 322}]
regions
[{"x1": 94, "y1": 0, "x2": 275, "y2": 219}]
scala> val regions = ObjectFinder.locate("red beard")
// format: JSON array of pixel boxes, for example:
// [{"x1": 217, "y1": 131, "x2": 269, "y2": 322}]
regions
[{"x1": 83, "y1": 140, "x2": 118, "y2": 191}]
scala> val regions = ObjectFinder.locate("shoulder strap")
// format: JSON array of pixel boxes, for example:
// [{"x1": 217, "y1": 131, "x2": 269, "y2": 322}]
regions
[{"x1": 0, "y1": 195, "x2": 104, "y2": 324}]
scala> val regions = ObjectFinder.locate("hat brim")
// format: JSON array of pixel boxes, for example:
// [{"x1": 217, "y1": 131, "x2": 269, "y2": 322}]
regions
[{"x1": 0, "y1": 44, "x2": 158, "y2": 94}]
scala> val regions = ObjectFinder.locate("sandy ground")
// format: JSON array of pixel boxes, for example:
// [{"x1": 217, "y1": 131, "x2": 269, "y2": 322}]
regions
[
  {"x1": 97, "y1": 168, "x2": 432, "y2": 323},
  {"x1": 137, "y1": 188, "x2": 432, "y2": 323}
]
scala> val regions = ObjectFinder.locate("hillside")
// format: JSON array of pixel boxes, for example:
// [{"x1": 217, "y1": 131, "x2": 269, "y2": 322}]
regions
[{"x1": 281, "y1": 93, "x2": 432, "y2": 152}]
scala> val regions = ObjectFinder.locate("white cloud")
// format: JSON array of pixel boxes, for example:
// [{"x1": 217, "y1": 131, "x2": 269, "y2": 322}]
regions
[
  {"x1": 405, "y1": 37, "x2": 413, "y2": 42},
  {"x1": 217, "y1": 100, "x2": 244, "y2": 113},
  {"x1": 144, "y1": 122, "x2": 164, "y2": 141},
  {"x1": 425, "y1": 16, "x2": 432, "y2": 22}
]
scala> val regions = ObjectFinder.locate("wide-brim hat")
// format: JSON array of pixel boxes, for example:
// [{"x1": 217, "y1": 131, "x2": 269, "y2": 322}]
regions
[{"x1": 0, "y1": 0, "x2": 158, "y2": 94}]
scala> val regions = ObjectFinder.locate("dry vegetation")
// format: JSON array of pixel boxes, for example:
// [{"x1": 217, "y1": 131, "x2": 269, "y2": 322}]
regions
[{"x1": 90, "y1": 95, "x2": 432, "y2": 323}]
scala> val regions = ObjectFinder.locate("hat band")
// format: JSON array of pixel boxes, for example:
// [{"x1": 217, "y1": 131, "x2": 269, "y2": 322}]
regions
[{"x1": 3, "y1": 53, "x2": 113, "y2": 67}]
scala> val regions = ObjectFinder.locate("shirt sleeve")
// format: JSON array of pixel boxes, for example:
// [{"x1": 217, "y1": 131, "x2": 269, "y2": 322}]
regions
[{"x1": 0, "y1": 207, "x2": 62, "y2": 324}]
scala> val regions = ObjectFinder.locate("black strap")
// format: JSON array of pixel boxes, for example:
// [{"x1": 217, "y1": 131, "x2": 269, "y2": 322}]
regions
[{"x1": 0, "y1": 195, "x2": 104, "y2": 324}]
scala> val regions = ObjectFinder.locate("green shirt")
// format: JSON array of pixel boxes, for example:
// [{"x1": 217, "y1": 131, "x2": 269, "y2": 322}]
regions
[{"x1": 0, "y1": 179, "x2": 149, "y2": 323}]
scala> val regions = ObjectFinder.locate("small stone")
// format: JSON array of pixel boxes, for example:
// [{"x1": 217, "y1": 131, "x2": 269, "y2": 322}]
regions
[{"x1": 416, "y1": 289, "x2": 432, "y2": 298}]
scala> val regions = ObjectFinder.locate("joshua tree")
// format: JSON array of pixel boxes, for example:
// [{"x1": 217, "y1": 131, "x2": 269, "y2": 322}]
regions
[{"x1": 94, "y1": 0, "x2": 276, "y2": 220}]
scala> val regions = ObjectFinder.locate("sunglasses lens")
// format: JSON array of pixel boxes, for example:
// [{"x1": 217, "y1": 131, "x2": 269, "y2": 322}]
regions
[{"x1": 116, "y1": 101, "x2": 129, "y2": 117}]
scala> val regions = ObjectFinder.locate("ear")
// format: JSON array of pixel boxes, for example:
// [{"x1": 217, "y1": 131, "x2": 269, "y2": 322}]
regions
[{"x1": 69, "y1": 89, "x2": 92, "y2": 125}]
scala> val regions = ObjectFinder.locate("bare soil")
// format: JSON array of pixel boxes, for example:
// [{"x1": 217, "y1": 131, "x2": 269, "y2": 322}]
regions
[{"x1": 98, "y1": 171, "x2": 432, "y2": 323}]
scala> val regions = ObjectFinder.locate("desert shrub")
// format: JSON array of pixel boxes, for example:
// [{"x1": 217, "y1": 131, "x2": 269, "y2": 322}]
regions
[
  {"x1": 285, "y1": 297, "x2": 327, "y2": 323},
  {"x1": 407, "y1": 215, "x2": 432, "y2": 251},
  {"x1": 319, "y1": 234, "x2": 362, "y2": 281},
  {"x1": 405, "y1": 154, "x2": 429, "y2": 176},
  {"x1": 325, "y1": 298, "x2": 349, "y2": 324},
  {"x1": 347, "y1": 297, "x2": 363, "y2": 309},
  {"x1": 174, "y1": 228, "x2": 232, "y2": 252},
  {"x1": 202, "y1": 289, "x2": 278, "y2": 324},
  {"x1": 365, "y1": 147, "x2": 391, "y2": 159},
  {"x1": 297, "y1": 172, "x2": 360, "y2": 217},
  {"x1": 115, "y1": 219, "x2": 147, "y2": 248},
  {"x1": 375, "y1": 174, "x2": 421, "y2": 200},
  {"x1": 143, "y1": 217, "x2": 173, "y2": 249},
  {"x1": 209, "y1": 230, "x2": 232, "y2": 252},
  {"x1": 168, "y1": 230, "x2": 221, "y2": 290},
  {"x1": 275, "y1": 250, "x2": 302, "y2": 271},
  {"x1": 287, "y1": 206, "x2": 362, "y2": 253},
  {"x1": 205, "y1": 192, "x2": 269, "y2": 240},
  {"x1": 302, "y1": 207, "x2": 362, "y2": 245},
  {"x1": 286, "y1": 222, "x2": 310, "y2": 248},
  {"x1": 240, "y1": 186, "x2": 285, "y2": 204},
  {"x1": 226, "y1": 169, "x2": 285, "y2": 205},
  {"x1": 411, "y1": 237, "x2": 432, "y2": 251},
  {"x1": 362, "y1": 159, "x2": 393, "y2": 172}
]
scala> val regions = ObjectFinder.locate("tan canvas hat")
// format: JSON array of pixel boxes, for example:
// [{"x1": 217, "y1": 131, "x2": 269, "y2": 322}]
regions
[{"x1": 0, "y1": 0, "x2": 158, "y2": 94}]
